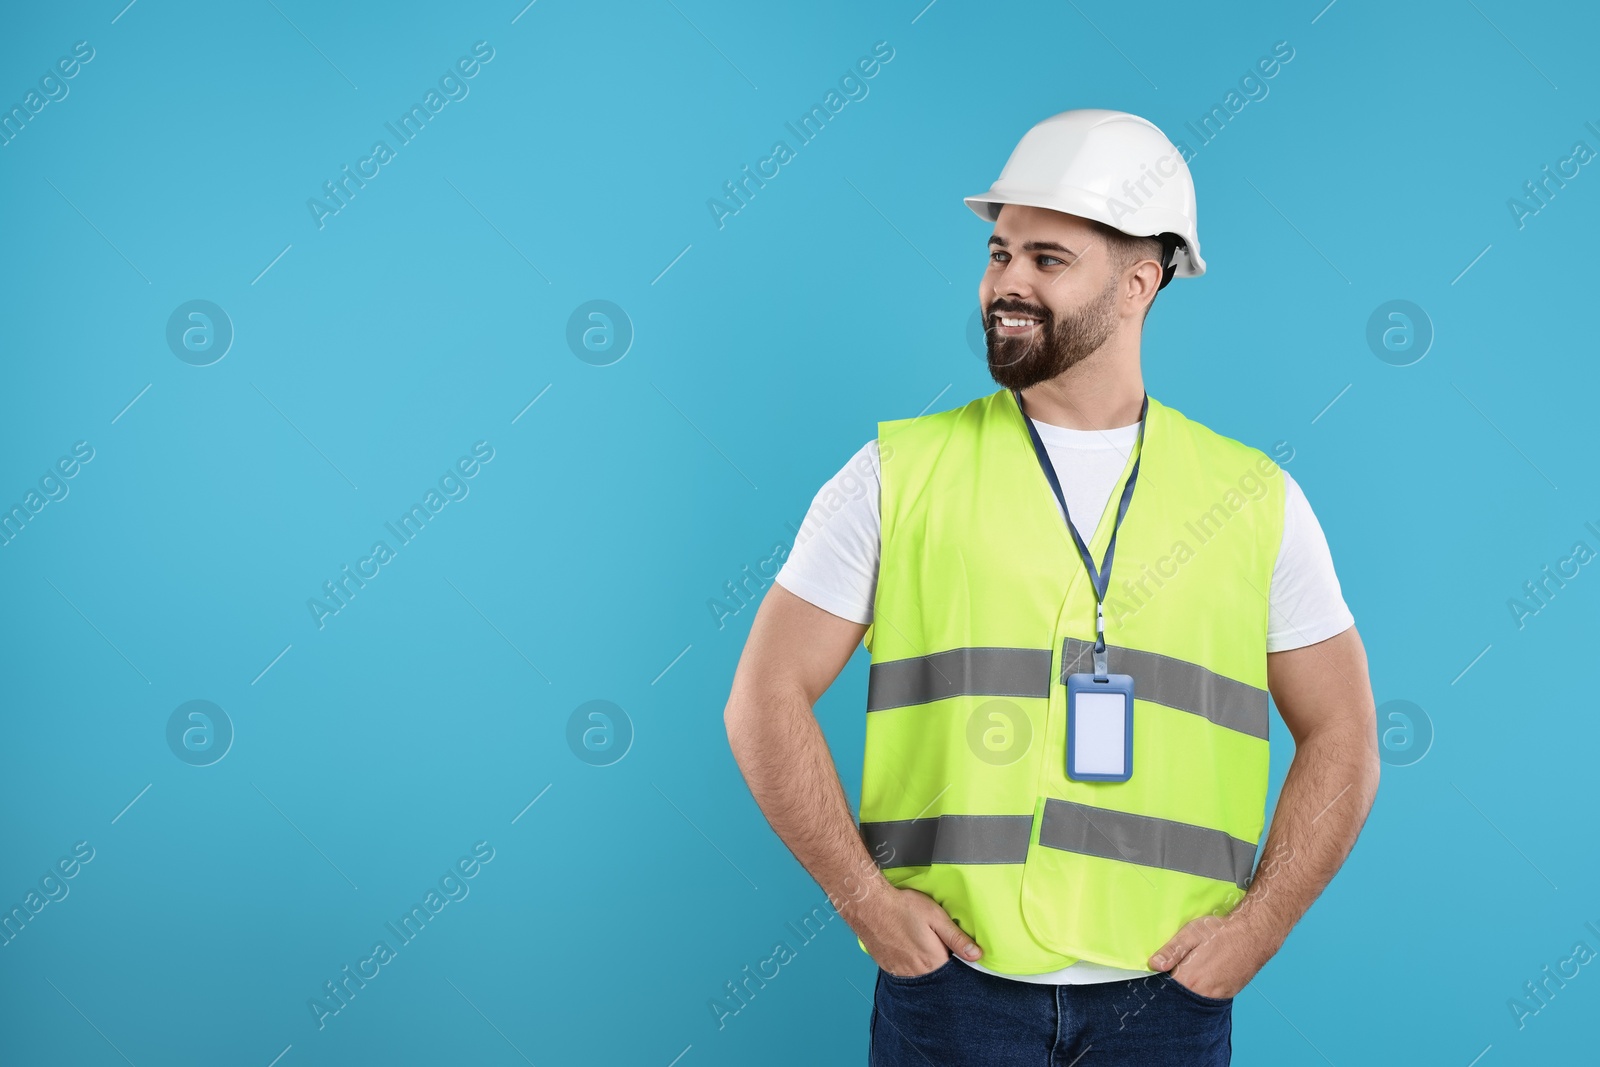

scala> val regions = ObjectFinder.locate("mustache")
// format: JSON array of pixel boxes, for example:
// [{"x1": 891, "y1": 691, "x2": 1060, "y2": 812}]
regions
[{"x1": 988, "y1": 301, "x2": 1050, "y2": 321}]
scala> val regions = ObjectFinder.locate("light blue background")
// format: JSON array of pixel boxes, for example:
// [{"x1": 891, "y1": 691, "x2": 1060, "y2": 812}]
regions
[{"x1": 2, "y1": 1, "x2": 1597, "y2": 1064}]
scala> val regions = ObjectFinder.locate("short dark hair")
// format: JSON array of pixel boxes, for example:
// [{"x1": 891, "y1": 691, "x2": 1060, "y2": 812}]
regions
[{"x1": 1087, "y1": 219, "x2": 1169, "y2": 325}]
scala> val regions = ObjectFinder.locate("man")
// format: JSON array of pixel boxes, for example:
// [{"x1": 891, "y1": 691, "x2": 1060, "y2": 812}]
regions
[{"x1": 723, "y1": 109, "x2": 1379, "y2": 1065}]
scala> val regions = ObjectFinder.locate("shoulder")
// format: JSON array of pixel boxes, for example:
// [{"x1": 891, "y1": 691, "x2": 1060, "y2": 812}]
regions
[
  {"x1": 877, "y1": 390, "x2": 1012, "y2": 476},
  {"x1": 1155, "y1": 397, "x2": 1285, "y2": 499},
  {"x1": 879, "y1": 388, "x2": 1007, "y2": 444},
  {"x1": 807, "y1": 439, "x2": 882, "y2": 506},
  {"x1": 1155, "y1": 397, "x2": 1276, "y2": 469}
]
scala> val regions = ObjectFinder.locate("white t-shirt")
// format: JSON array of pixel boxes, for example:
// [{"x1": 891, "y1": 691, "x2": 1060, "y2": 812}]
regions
[{"x1": 774, "y1": 415, "x2": 1355, "y2": 986}]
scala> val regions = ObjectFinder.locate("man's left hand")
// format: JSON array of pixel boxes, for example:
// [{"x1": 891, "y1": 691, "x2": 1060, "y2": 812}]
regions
[{"x1": 1147, "y1": 913, "x2": 1267, "y2": 1001}]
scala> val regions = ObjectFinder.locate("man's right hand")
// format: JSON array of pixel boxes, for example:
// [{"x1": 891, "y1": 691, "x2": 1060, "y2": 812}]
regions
[{"x1": 852, "y1": 884, "x2": 985, "y2": 978}]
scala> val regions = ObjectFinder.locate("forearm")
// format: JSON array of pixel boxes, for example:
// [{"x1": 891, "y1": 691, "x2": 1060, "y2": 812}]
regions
[
  {"x1": 724, "y1": 684, "x2": 892, "y2": 920},
  {"x1": 1228, "y1": 724, "x2": 1380, "y2": 962}
]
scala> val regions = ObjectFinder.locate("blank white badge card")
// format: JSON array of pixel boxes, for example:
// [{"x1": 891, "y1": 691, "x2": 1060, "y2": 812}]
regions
[{"x1": 1071, "y1": 689, "x2": 1129, "y2": 778}]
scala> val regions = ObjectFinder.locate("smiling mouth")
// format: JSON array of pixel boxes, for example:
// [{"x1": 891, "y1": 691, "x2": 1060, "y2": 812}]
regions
[{"x1": 991, "y1": 312, "x2": 1043, "y2": 335}]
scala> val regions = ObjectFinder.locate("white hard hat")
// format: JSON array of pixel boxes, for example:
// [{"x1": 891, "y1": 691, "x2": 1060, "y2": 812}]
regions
[{"x1": 965, "y1": 109, "x2": 1205, "y2": 287}]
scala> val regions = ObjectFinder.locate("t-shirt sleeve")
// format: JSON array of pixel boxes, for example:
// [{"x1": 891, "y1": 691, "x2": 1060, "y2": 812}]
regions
[
  {"x1": 1267, "y1": 469, "x2": 1356, "y2": 653},
  {"x1": 772, "y1": 440, "x2": 881, "y2": 625}
]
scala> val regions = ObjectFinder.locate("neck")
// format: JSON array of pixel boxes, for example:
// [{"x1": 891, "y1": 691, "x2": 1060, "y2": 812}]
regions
[{"x1": 1018, "y1": 363, "x2": 1146, "y2": 431}]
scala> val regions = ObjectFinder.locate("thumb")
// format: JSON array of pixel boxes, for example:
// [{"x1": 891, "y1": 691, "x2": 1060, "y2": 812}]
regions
[
  {"x1": 935, "y1": 916, "x2": 984, "y2": 961},
  {"x1": 1148, "y1": 932, "x2": 1193, "y2": 972}
]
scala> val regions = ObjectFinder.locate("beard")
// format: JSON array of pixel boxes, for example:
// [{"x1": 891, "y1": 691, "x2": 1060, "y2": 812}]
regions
[{"x1": 984, "y1": 275, "x2": 1120, "y2": 390}]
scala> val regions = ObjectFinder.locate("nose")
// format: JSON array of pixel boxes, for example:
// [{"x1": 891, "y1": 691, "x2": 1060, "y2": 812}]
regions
[{"x1": 985, "y1": 257, "x2": 1042, "y2": 312}]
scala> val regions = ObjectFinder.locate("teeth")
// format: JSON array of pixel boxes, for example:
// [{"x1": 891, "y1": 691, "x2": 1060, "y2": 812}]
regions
[{"x1": 999, "y1": 316, "x2": 1037, "y2": 327}]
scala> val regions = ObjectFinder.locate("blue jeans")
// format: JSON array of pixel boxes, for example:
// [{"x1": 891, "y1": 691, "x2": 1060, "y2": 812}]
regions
[{"x1": 869, "y1": 955, "x2": 1233, "y2": 1066}]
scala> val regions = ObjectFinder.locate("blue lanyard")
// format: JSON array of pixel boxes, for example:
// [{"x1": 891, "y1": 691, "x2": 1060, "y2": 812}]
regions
[{"x1": 1013, "y1": 388, "x2": 1149, "y2": 679}]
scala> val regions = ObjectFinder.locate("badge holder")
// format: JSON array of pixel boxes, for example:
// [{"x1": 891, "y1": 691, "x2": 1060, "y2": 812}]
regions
[{"x1": 1065, "y1": 602, "x2": 1134, "y2": 783}]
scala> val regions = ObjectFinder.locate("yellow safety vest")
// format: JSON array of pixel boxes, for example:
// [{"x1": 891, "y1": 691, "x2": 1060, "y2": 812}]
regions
[{"x1": 855, "y1": 387, "x2": 1286, "y2": 974}]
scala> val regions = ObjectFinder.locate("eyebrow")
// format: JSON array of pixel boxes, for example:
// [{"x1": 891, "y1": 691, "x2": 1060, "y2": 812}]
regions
[{"x1": 987, "y1": 235, "x2": 1079, "y2": 256}]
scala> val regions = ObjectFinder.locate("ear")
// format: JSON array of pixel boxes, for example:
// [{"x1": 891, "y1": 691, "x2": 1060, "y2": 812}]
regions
[{"x1": 1123, "y1": 256, "x2": 1163, "y2": 318}]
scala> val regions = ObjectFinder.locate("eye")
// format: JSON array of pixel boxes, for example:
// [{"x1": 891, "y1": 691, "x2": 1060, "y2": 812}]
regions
[
  {"x1": 989, "y1": 251, "x2": 1008, "y2": 264},
  {"x1": 1038, "y1": 255, "x2": 1065, "y2": 267}
]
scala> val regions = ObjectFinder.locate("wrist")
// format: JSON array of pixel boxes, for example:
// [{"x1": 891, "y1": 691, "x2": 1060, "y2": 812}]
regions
[
  {"x1": 1220, "y1": 904, "x2": 1283, "y2": 968},
  {"x1": 831, "y1": 870, "x2": 895, "y2": 926}
]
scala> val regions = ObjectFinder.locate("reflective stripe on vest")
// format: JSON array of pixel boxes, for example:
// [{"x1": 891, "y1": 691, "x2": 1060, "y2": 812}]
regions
[
  {"x1": 867, "y1": 647, "x2": 1052, "y2": 711},
  {"x1": 865, "y1": 639, "x2": 1269, "y2": 742},
  {"x1": 862, "y1": 814, "x2": 1033, "y2": 866},
  {"x1": 1037, "y1": 799, "x2": 1255, "y2": 888},
  {"x1": 1061, "y1": 638, "x2": 1268, "y2": 741},
  {"x1": 861, "y1": 800, "x2": 1254, "y2": 888}
]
